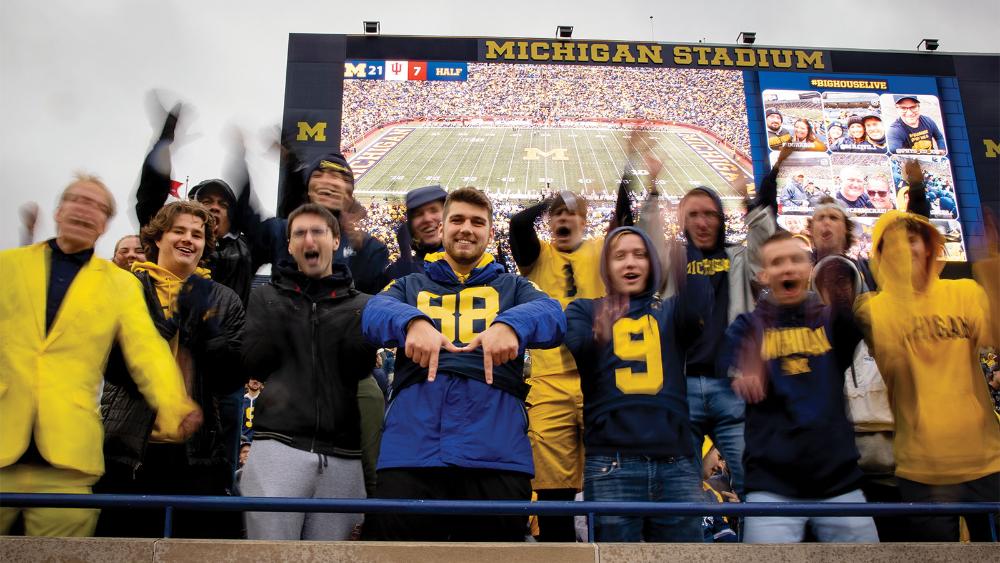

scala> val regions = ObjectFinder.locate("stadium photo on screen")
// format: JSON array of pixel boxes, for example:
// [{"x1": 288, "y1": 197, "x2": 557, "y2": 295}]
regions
[
  {"x1": 342, "y1": 62, "x2": 756, "y2": 264},
  {"x1": 342, "y1": 63, "x2": 752, "y2": 199}
]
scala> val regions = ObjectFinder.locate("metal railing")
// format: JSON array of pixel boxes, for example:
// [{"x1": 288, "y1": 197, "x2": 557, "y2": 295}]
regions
[{"x1": 2, "y1": 493, "x2": 997, "y2": 541}]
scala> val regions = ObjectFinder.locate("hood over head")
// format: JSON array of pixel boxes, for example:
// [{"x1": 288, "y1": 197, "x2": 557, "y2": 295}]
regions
[
  {"x1": 869, "y1": 210, "x2": 944, "y2": 289},
  {"x1": 679, "y1": 186, "x2": 727, "y2": 252},
  {"x1": 811, "y1": 254, "x2": 864, "y2": 299},
  {"x1": 600, "y1": 226, "x2": 662, "y2": 297}
]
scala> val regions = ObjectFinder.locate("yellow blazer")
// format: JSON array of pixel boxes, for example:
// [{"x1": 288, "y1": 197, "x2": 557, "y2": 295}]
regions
[{"x1": 0, "y1": 242, "x2": 195, "y2": 477}]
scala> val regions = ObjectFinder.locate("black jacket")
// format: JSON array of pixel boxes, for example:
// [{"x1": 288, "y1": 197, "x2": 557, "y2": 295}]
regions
[
  {"x1": 101, "y1": 271, "x2": 246, "y2": 474},
  {"x1": 242, "y1": 263, "x2": 376, "y2": 458}
]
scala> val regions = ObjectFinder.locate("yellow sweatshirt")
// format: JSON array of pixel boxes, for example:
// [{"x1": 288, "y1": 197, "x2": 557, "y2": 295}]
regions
[{"x1": 856, "y1": 211, "x2": 1000, "y2": 485}]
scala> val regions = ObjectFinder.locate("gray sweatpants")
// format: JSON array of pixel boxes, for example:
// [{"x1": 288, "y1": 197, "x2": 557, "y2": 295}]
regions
[{"x1": 241, "y1": 439, "x2": 365, "y2": 540}]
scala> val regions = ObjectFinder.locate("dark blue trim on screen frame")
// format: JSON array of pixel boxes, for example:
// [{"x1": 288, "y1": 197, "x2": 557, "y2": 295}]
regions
[
  {"x1": 938, "y1": 76, "x2": 986, "y2": 254},
  {"x1": 742, "y1": 70, "x2": 770, "y2": 183}
]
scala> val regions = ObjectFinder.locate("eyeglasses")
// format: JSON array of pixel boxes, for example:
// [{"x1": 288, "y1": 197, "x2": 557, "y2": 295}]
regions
[
  {"x1": 62, "y1": 192, "x2": 113, "y2": 216},
  {"x1": 290, "y1": 227, "x2": 330, "y2": 240},
  {"x1": 867, "y1": 190, "x2": 889, "y2": 197},
  {"x1": 896, "y1": 105, "x2": 919, "y2": 113}
]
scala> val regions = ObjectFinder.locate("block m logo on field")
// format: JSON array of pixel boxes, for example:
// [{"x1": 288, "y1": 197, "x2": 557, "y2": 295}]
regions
[
  {"x1": 523, "y1": 147, "x2": 570, "y2": 161},
  {"x1": 297, "y1": 122, "x2": 327, "y2": 142}
]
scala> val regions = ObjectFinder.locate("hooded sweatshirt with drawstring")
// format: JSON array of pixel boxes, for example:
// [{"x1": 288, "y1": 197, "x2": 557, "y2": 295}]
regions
[
  {"x1": 680, "y1": 187, "x2": 775, "y2": 379},
  {"x1": 855, "y1": 210, "x2": 1000, "y2": 485},
  {"x1": 725, "y1": 287, "x2": 865, "y2": 499},
  {"x1": 564, "y1": 227, "x2": 712, "y2": 458}
]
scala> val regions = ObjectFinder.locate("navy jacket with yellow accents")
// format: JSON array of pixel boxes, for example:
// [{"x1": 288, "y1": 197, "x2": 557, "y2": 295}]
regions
[
  {"x1": 363, "y1": 252, "x2": 564, "y2": 400},
  {"x1": 726, "y1": 293, "x2": 864, "y2": 499},
  {"x1": 362, "y1": 252, "x2": 564, "y2": 474}
]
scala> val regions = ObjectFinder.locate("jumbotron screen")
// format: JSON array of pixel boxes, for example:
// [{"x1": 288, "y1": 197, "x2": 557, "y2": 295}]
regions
[
  {"x1": 340, "y1": 60, "x2": 755, "y2": 262},
  {"x1": 282, "y1": 36, "x2": 991, "y2": 264}
]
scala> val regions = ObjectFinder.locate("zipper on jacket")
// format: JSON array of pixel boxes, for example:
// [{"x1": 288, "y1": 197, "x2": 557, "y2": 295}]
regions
[{"x1": 309, "y1": 301, "x2": 320, "y2": 453}]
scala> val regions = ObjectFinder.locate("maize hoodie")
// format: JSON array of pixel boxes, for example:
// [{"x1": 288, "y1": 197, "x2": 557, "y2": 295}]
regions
[{"x1": 855, "y1": 211, "x2": 1000, "y2": 485}]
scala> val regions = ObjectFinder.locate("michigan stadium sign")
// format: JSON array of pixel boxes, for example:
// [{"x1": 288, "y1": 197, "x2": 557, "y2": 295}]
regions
[{"x1": 479, "y1": 39, "x2": 830, "y2": 71}]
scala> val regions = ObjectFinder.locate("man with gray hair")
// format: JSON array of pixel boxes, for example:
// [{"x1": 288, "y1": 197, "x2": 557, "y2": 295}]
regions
[{"x1": 0, "y1": 175, "x2": 200, "y2": 537}]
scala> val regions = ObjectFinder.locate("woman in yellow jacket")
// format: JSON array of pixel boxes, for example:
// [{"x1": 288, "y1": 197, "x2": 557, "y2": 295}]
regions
[
  {"x1": 856, "y1": 209, "x2": 1000, "y2": 542},
  {"x1": 0, "y1": 176, "x2": 200, "y2": 537}
]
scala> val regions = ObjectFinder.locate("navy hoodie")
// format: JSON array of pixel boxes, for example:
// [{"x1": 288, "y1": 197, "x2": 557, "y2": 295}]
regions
[
  {"x1": 725, "y1": 293, "x2": 864, "y2": 498},
  {"x1": 565, "y1": 227, "x2": 711, "y2": 458},
  {"x1": 681, "y1": 187, "x2": 732, "y2": 378}
]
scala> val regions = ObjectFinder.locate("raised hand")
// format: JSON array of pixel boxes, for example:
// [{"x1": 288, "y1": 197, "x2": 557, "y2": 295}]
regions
[{"x1": 593, "y1": 294, "x2": 629, "y2": 345}]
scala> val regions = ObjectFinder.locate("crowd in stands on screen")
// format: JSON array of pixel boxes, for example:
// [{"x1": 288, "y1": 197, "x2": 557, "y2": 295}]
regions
[{"x1": 342, "y1": 63, "x2": 751, "y2": 158}]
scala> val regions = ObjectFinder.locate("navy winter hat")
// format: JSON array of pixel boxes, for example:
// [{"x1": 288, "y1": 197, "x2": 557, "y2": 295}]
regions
[
  {"x1": 309, "y1": 152, "x2": 353, "y2": 180},
  {"x1": 406, "y1": 185, "x2": 448, "y2": 215}
]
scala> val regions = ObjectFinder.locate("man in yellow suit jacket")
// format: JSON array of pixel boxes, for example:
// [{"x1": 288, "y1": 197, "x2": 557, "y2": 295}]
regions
[{"x1": 0, "y1": 174, "x2": 201, "y2": 537}]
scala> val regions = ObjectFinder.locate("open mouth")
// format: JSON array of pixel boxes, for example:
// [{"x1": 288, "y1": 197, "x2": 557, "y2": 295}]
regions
[
  {"x1": 555, "y1": 226, "x2": 571, "y2": 237},
  {"x1": 623, "y1": 272, "x2": 640, "y2": 282},
  {"x1": 316, "y1": 188, "x2": 336, "y2": 198},
  {"x1": 304, "y1": 250, "x2": 320, "y2": 262},
  {"x1": 175, "y1": 246, "x2": 195, "y2": 258},
  {"x1": 781, "y1": 279, "x2": 797, "y2": 291},
  {"x1": 68, "y1": 216, "x2": 96, "y2": 230}
]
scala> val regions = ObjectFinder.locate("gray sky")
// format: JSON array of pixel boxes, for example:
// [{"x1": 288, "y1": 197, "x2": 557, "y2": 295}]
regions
[{"x1": 2, "y1": 0, "x2": 998, "y2": 254}]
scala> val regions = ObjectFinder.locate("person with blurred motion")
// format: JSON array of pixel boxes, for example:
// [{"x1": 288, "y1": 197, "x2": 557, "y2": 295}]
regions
[
  {"x1": 887, "y1": 95, "x2": 947, "y2": 154},
  {"x1": 384, "y1": 184, "x2": 448, "y2": 280},
  {"x1": 239, "y1": 142, "x2": 388, "y2": 295},
  {"x1": 362, "y1": 187, "x2": 565, "y2": 541},
  {"x1": 676, "y1": 146, "x2": 777, "y2": 497},
  {"x1": 508, "y1": 189, "x2": 606, "y2": 541},
  {"x1": 237, "y1": 137, "x2": 389, "y2": 495},
  {"x1": 855, "y1": 198, "x2": 1000, "y2": 542},
  {"x1": 136, "y1": 104, "x2": 254, "y2": 304},
  {"x1": 0, "y1": 175, "x2": 200, "y2": 537},
  {"x1": 810, "y1": 256, "x2": 906, "y2": 542},
  {"x1": 726, "y1": 231, "x2": 878, "y2": 543},
  {"x1": 112, "y1": 235, "x2": 146, "y2": 270},
  {"x1": 240, "y1": 203, "x2": 376, "y2": 540},
  {"x1": 96, "y1": 201, "x2": 245, "y2": 539},
  {"x1": 564, "y1": 226, "x2": 710, "y2": 542},
  {"x1": 136, "y1": 103, "x2": 256, "y2": 490}
]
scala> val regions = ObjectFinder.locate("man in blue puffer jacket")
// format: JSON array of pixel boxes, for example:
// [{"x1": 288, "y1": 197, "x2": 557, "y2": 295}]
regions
[{"x1": 361, "y1": 187, "x2": 565, "y2": 542}]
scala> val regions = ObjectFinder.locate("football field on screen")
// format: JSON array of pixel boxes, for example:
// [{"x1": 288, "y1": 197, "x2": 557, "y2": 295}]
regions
[{"x1": 350, "y1": 125, "x2": 753, "y2": 202}]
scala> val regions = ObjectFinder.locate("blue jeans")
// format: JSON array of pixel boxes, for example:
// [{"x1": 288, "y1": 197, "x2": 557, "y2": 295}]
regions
[
  {"x1": 743, "y1": 489, "x2": 879, "y2": 543},
  {"x1": 687, "y1": 375, "x2": 745, "y2": 495},
  {"x1": 584, "y1": 453, "x2": 703, "y2": 542}
]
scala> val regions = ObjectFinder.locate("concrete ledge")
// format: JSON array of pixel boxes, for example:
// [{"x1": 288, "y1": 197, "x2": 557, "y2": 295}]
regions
[
  {"x1": 151, "y1": 540, "x2": 598, "y2": 563},
  {"x1": 0, "y1": 537, "x2": 157, "y2": 562},
  {"x1": 0, "y1": 538, "x2": 993, "y2": 563},
  {"x1": 598, "y1": 542, "x2": 994, "y2": 563}
]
